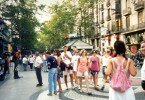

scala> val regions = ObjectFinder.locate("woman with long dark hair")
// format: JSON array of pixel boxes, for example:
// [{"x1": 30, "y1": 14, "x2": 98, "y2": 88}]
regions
[{"x1": 105, "y1": 40, "x2": 137, "y2": 100}]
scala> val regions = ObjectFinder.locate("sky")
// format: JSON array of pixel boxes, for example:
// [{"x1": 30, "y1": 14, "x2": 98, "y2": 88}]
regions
[{"x1": 36, "y1": 0, "x2": 59, "y2": 23}]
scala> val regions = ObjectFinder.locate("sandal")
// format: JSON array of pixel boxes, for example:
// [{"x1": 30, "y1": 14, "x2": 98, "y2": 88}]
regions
[
  {"x1": 87, "y1": 92, "x2": 92, "y2": 96},
  {"x1": 95, "y1": 87, "x2": 99, "y2": 91},
  {"x1": 79, "y1": 90, "x2": 83, "y2": 93}
]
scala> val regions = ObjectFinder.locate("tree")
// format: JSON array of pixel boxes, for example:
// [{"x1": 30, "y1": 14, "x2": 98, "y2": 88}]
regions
[
  {"x1": 38, "y1": 0, "x2": 78, "y2": 50},
  {"x1": 1, "y1": 0, "x2": 39, "y2": 50}
]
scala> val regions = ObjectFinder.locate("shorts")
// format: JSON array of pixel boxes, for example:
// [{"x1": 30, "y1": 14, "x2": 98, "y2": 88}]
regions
[
  {"x1": 102, "y1": 66, "x2": 107, "y2": 75},
  {"x1": 141, "y1": 80, "x2": 145, "y2": 90},
  {"x1": 57, "y1": 68, "x2": 63, "y2": 79},
  {"x1": 63, "y1": 69, "x2": 73, "y2": 75},
  {"x1": 77, "y1": 71, "x2": 89, "y2": 77},
  {"x1": 89, "y1": 70, "x2": 98, "y2": 76}
]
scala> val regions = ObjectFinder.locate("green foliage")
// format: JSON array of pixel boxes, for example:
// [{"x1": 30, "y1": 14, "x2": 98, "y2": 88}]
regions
[{"x1": 1, "y1": 0, "x2": 39, "y2": 50}]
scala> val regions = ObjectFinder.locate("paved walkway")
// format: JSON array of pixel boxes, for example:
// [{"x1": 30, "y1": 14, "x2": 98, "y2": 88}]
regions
[
  {"x1": 0, "y1": 66, "x2": 144, "y2": 100},
  {"x1": 37, "y1": 77, "x2": 144, "y2": 100}
]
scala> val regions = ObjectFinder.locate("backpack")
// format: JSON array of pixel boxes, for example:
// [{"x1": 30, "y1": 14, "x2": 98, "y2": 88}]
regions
[{"x1": 110, "y1": 58, "x2": 131, "y2": 92}]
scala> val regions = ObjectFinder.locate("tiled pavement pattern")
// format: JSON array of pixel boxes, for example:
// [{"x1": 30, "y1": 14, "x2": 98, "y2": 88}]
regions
[{"x1": 0, "y1": 66, "x2": 144, "y2": 100}]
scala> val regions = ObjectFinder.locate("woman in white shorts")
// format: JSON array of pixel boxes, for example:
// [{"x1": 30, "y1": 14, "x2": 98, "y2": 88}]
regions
[
  {"x1": 71, "y1": 48, "x2": 80, "y2": 85},
  {"x1": 77, "y1": 50, "x2": 92, "y2": 95}
]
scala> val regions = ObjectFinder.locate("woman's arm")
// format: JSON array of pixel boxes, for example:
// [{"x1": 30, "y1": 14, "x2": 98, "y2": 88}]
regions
[
  {"x1": 105, "y1": 60, "x2": 113, "y2": 76},
  {"x1": 128, "y1": 59, "x2": 137, "y2": 77}
]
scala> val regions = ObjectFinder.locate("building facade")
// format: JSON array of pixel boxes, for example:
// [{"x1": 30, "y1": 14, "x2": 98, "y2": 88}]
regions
[{"x1": 93, "y1": 0, "x2": 145, "y2": 54}]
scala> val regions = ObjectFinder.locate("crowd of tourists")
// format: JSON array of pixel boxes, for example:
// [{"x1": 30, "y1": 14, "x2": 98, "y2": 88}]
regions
[
  {"x1": 33, "y1": 40, "x2": 145, "y2": 100},
  {"x1": 0, "y1": 40, "x2": 145, "y2": 100}
]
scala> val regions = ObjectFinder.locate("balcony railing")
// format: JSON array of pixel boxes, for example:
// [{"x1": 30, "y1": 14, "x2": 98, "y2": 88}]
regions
[
  {"x1": 100, "y1": 5, "x2": 104, "y2": 11},
  {"x1": 106, "y1": 15, "x2": 111, "y2": 21},
  {"x1": 123, "y1": 22, "x2": 145, "y2": 33},
  {"x1": 100, "y1": 19, "x2": 104, "y2": 24},
  {"x1": 134, "y1": 1, "x2": 144, "y2": 11},
  {"x1": 123, "y1": 7, "x2": 131, "y2": 16}
]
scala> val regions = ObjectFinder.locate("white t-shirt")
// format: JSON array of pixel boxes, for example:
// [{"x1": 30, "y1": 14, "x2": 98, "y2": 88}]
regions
[
  {"x1": 29, "y1": 57, "x2": 35, "y2": 64},
  {"x1": 102, "y1": 55, "x2": 111, "y2": 66},
  {"x1": 61, "y1": 51, "x2": 72, "y2": 65},
  {"x1": 22, "y1": 57, "x2": 28, "y2": 64},
  {"x1": 71, "y1": 54, "x2": 80, "y2": 71},
  {"x1": 34, "y1": 56, "x2": 43, "y2": 67},
  {"x1": 141, "y1": 59, "x2": 145, "y2": 80}
]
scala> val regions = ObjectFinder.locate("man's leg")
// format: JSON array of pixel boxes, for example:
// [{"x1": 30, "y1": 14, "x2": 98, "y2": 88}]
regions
[
  {"x1": 53, "y1": 68, "x2": 57, "y2": 94},
  {"x1": 37, "y1": 68, "x2": 42, "y2": 85},
  {"x1": 48, "y1": 69, "x2": 53, "y2": 94}
]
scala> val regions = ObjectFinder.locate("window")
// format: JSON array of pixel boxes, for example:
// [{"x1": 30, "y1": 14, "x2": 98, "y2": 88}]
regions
[
  {"x1": 126, "y1": 15, "x2": 130, "y2": 29},
  {"x1": 138, "y1": 11, "x2": 143, "y2": 24}
]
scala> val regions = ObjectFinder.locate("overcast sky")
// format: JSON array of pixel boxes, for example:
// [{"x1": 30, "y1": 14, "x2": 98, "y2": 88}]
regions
[{"x1": 36, "y1": 0, "x2": 59, "y2": 23}]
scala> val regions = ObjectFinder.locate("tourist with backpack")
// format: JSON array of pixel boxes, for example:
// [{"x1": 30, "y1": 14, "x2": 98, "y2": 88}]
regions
[
  {"x1": 140, "y1": 41, "x2": 145, "y2": 94},
  {"x1": 105, "y1": 40, "x2": 137, "y2": 100}
]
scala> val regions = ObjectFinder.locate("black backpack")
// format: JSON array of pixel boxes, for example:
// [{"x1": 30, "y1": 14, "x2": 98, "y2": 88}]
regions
[{"x1": 59, "y1": 61, "x2": 67, "y2": 71}]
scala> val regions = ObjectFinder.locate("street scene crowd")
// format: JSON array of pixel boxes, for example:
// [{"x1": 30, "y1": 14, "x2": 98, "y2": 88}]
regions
[{"x1": 0, "y1": 40, "x2": 145, "y2": 100}]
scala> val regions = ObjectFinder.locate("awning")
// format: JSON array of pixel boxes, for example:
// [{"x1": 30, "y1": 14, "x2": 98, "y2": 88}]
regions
[{"x1": 64, "y1": 39, "x2": 93, "y2": 50}]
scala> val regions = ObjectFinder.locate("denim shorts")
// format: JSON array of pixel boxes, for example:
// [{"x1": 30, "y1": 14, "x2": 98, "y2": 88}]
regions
[
  {"x1": 57, "y1": 68, "x2": 63, "y2": 79},
  {"x1": 89, "y1": 70, "x2": 98, "y2": 76}
]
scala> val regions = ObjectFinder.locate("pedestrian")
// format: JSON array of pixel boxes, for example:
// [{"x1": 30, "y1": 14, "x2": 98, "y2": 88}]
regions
[
  {"x1": 89, "y1": 50, "x2": 101, "y2": 91},
  {"x1": 101, "y1": 48, "x2": 112, "y2": 91},
  {"x1": 2, "y1": 52, "x2": 10, "y2": 77},
  {"x1": 71, "y1": 46, "x2": 80, "y2": 86},
  {"x1": 45, "y1": 51, "x2": 58, "y2": 96},
  {"x1": 140, "y1": 41, "x2": 145, "y2": 94},
  {"x1": 28, "y1": 55, "x2": 35, "y2": 71},
  {"x1": 34, "y1": 52, "x2": 43, "y2": 87},
  {"x1": 105, "y1": 40, "x2": 137, "y2": 100},
  {"x1": 61, "y1": 46, "x2": 74, "y2": 90},
  {"x1": 77, "y1": 49, "x2": 92, "y2": 95},
  {"x1": 13, "y1": 50, "x2": 21, "y2": 79},
  {"x1": 22, "y1": 55, "x2": 28, "y2": 71}
]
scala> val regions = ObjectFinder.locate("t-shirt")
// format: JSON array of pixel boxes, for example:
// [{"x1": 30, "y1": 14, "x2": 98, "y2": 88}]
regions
[
  {"x1": 102, "y1": 55, "x2": 112, "y2": 66},
  {"x1": 89, "y1": 56, "x2": 100, "y2": 71},
  {"x1": 61, "y1": 51, "x2": 72, "y2": 65},
  {"x1": 34, "y1": 56, "x2": 43, "y2": 67},
  {"x1": 47, "y1": 56, "x2": 58, "y2": 69},
  {"x1": 22, "y1": 57, "x2": 28, "y2": 64},
  {"x1": 78, "y1": 57, "x2": 88, "y2": 72}
]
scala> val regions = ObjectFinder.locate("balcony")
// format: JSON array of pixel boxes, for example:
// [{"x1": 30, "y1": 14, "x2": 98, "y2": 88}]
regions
[
  {"x1": 100, "y1": 5, "x2": 104, "y2": 11},
  {"x1": 123, "y1": 22, "x2": 145, "y2": 34},
  {"x1": 100, "y1": 19, "x2": 104, "y2": 24},
  {"x1": 106, "y1": 0, "x2": 110, "y2": 7},
  {"x1": 123, "y1": 7, "x2": 131, "y2": 16},
  {"x1": 134, "y1": 1, "x2": 144, "y2": 11},
  {"x1": 106, "y1": 15, "x2": 111, "y2": 21}
]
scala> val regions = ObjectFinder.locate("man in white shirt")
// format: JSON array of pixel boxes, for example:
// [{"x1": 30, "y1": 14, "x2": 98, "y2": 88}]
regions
[
  {"x1": 61, "y1": 46, "x2": 74, "y2": 89},
  {"x1": 34, "y1": 52, "x2": 43, "y2": 87},
  {"x1": 22, "y1": 55, "x2": 28, "y2": 71}
]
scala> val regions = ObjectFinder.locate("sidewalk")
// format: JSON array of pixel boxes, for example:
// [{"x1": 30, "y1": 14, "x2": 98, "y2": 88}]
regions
[
  {"x1": 37, "y1": 77, "x2": 143, "y2": 100},
  {"x1": 37, "y1": 78, "x2": 109, "y2": 100}
]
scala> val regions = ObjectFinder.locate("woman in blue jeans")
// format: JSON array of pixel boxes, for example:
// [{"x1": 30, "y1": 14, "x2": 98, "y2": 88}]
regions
[{"x1": 45, "y1": 52, "x2": 58, "y2": 96}]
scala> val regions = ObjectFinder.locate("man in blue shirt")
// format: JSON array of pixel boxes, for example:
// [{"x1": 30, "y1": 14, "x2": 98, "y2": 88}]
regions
[{"x1": 45, "y1": 51, "x2": 58, "y2": 96}]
